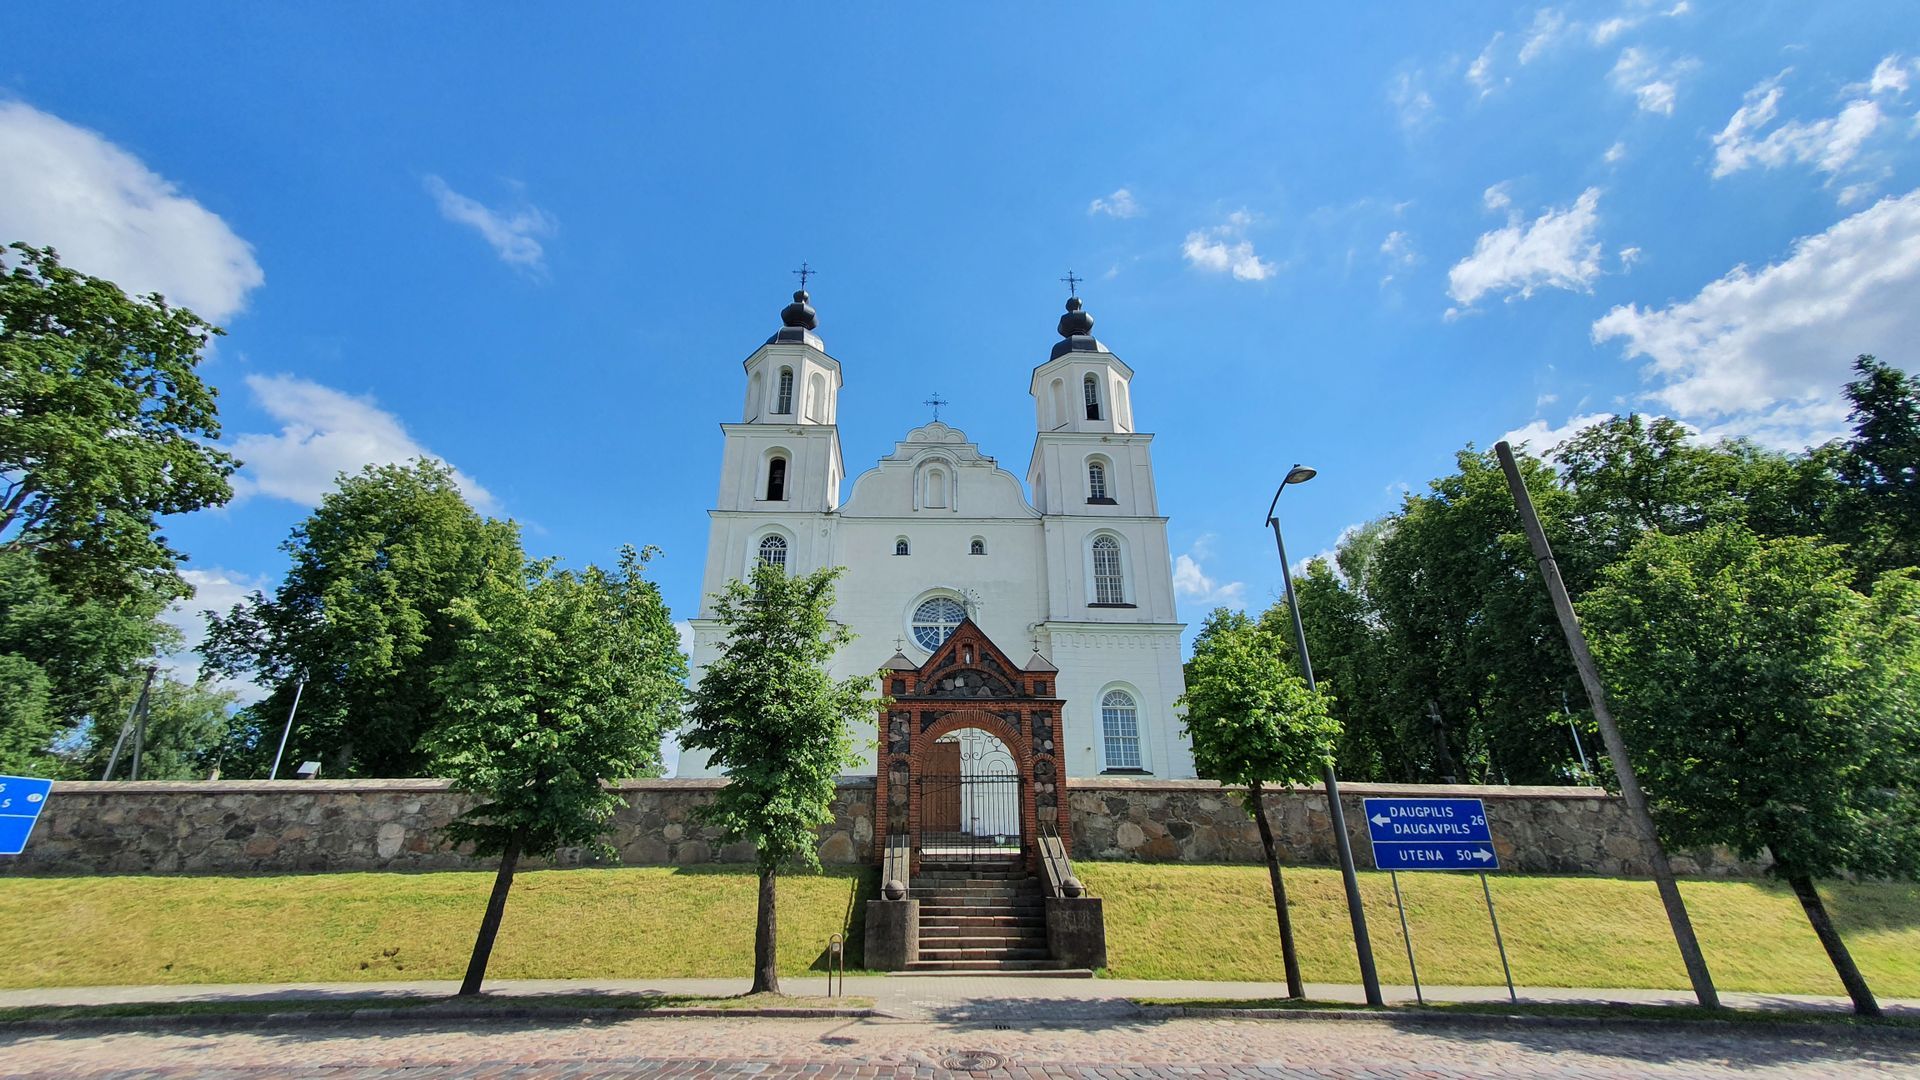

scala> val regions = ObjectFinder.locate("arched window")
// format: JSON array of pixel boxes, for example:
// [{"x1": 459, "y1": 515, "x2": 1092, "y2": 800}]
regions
[
  {"x1": 970, "y1": 537, "x2": 986, "y2": 556},
  {"x1": 1101, "y1": 690, "x2": 1142, "y2": 769},
  {"x1": 758, "y1": 535, "x2": 788, "y2": 571},
  {"x1": 925, "y1": 467, "x2": 948, "y2": 508},
  {"x1": 895, "y1": 537, "x2": 910, "y2": 556},
  {"x1": 1092, "y1": 535, "x2": 1125, "y2": 604},
  {"x1": 1087, "y1": 461, "x2": 1108, "y2": 501},
  {"x1": 1049, "y1": 378, "x2": 1067, "y2": 429},
  {"x1": 806, "y1": 372, "x2": 826, "y2": 421},
  {"x1": 776, "y1": 368, "x2": 794, "y2": 414},
  {"x1": 748, "y1": 371, "x2": 763, "y2": 419},
  {"x1": 911, "y1": 597, "x2": 967, "y2": 650},
  {"x1": 1114, "y1": 380, "x2": 1131, "y2": 429},
  {"x1": 1084, "y1": 374, "x2": 1102, "y2": 421},
  {"x1": 766, "y1": 457, "x2": 787, "y2": 501}
]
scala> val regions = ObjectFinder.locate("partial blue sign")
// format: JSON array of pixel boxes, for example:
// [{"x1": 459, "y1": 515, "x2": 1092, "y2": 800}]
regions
[
  {"x1": 0, "y1": 775, "x2": 54, "y2": 856},
  {"x1": 1364, "y1": 797, "x2": 1499, "y2": 872}
]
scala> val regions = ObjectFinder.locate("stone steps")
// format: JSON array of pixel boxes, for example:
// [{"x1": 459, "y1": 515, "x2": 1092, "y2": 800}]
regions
[{"x1": 908, "y1": 861, "x2": 1059, "y2": 973}]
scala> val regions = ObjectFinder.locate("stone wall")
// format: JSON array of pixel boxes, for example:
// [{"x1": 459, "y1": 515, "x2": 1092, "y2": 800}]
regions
[
  {"x1": 0, "y1": 778, "x2": 876, "y2": 875},
  {"x1": 1067, "y1": 778, "x2": 1764, "y2": 878},
  {"x1": 1, "y1": 776, "x2": 1760, "y2": 878}
]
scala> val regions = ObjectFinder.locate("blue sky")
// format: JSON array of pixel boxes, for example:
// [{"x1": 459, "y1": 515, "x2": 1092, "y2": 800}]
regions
[{"x1": 5, "y1": 3, "x2": 1919, "y2": 703}]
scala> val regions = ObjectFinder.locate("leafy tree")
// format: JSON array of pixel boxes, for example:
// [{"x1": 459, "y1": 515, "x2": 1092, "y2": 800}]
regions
[
  {"x1": 679, "y1": 563, "x2": 876, "y2": 995},
  {"x1": 426, "y1": 546, "x2": 685, "y2": 995},
  {"x1": 1584, "y1": 524, "x2": 1918, "y2": 1016},
  {"x1": 1179, "y1": 607, "x2": 1342, "y2": 999},
  {"x1": 1832, "y1": 356, "x2": 1920, "y2": 579},
  {"x1": 203, "y1": 460, "x2": 524, "y2": 777},
  {"x1": 1, "y1": 243, "x2": 236, "y2": 604},
  {"x1": 1293, "y1": 556, "x2": 1419, "y2": 782},
  {"x1": 77, "y1": 674, "x2": 240, "y2": 781},
  {"x1": 0, "y1": 548, "x2": 170, "y2": 774}
]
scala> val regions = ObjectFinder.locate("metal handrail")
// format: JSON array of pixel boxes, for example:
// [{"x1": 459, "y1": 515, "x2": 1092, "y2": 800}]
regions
[{"x1": 1036, "y1": 820, "x2": 1085, "y2": 899}]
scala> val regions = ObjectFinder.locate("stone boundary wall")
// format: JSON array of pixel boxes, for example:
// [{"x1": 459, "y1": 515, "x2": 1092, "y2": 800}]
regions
[
  {"x1": 0, "y1": 778, "x2": 876, "y2": 875},
  {"x1": 0, "y1": 776, "x2": 1760, "y2": 877},
  {"x1": 1066, "y1": 778, "x2": 1763, "y2": 878}
]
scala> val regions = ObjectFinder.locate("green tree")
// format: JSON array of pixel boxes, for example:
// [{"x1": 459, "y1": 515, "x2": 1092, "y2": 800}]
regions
[
  {"x1": 1293, "y1": 554, "x2": 1419, "y2": 782},
  {"x1": 0, "y1": 548, "x2": 170, "y2": 774},
  {"x1": 1832, "y1": 356, "x2": 1920, "y2": 579},
  {"x1": 679, "y1": 563, "x2": 876, "y2": 995},
  {"x1": 1584, "y1": 524, "x2": 1918, "y2": 1016},
  {"x1": 203, "y1": 460, "x2": 525, "y2": 777},
  {"x1": 1, "y1": 243, "x2": 237, "y2": 604},
  {"x1": 1179, "y1": 607, "x2": 1342, "y2": 999},
  {"x1": 426, "y1": 546, "x2": 685, "y2": 995},
  {"x1": 78, "y1": 674, "x2": 240, "y2": 781}
]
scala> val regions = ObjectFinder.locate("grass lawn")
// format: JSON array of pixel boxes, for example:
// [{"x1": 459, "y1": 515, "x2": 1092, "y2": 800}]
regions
[
  {"x1": 0, "y1": 865, "x2": 873, "y2": 988},
  {"x1": 1078, "y1": 862, "x2": 1920, "y2": 997},
  {"x1": 0, "y1": 993, "x2": 872, "y2": 1024}
]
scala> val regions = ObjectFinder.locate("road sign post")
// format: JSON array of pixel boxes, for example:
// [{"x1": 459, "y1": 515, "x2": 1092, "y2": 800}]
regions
[
  {"x1": 1364, "y1": 796, "x2": 1516, "y2": 1003},
  {"x1": 0, "y1": 776, "x2": 54, "y2": 856}
]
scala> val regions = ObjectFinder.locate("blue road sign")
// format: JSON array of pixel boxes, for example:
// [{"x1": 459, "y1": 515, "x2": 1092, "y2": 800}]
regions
[
  {"x1": 0, "y1": 775, "x2": 54, "y2": 856},
  {"x1": 1364, "y1": 797, "x2": 1499, "y2": 872}
]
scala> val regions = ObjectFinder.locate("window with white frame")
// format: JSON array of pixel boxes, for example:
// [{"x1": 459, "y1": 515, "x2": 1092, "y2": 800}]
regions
[
  {"x1": 766, "y1": 457, "x2": 787, "y2": 501},
  {"x1": 911, "y1": 596, "x2": 967, "y2": 651},
  {"x1": 1102, "y1": 689, "x2": 1142, "y2": 769},
  {"x1": 1087, "y1": 461, "x2": 1108, "y2": 501},
  {"x1": 1083, "y1": 374, "x2": 1101, "y2": 420},
  {"x1": 1091, "y1": 535, "x2": 1124, "y2": 604},
  {"x1": 758, "y1": 534, "x2": 788, "y2": 571},
  {"x1": 775, "y1": 368, "x2": 794, "y2": 414}
]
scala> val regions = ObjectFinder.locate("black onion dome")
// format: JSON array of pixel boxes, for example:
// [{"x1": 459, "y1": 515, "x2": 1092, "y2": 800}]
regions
[
  {"x1": 781, "y1": 290, "x2": 818, "y2": 330},
  {"x1": 1050, "y1": 295, "x2": 1107, "y2": 360},
  {"x1": 1056, "y1": 296, "x2": 1093, "y2": 338}
]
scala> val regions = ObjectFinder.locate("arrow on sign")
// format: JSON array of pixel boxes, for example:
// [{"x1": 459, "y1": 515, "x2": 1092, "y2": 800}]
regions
[
  {"x1": 1471, "y1": 848, "x2": 1494, "y2": 863},
  {"x1": 1371, "y1": 814, "x2": 1391, "y2": 827}
]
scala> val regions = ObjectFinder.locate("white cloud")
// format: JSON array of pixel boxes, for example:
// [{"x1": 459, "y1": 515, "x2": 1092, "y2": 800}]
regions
[
  {"x1": 1182, "y1": 212, "x2": 1276, "y2": 282},
  {"x1": 1500, "y1": 412, "x2": 1616, "y2": 453},
  {"x1": 1609, "y1": 47, "x2": 1699, "y2": 115},
  {"x1": 1447, "y1": 187, "x2": 1605, "y2": 314},
  {"x1": 1483, "y1": 183, "x2": 1513, "y2": 211},
  {"x1": 230, "y1": 374, "x2": 497, "y2": 510},
  {"x1": 1590, "y1": 17, "x2": 1633, "y2": 45},
  {"x1": 423, "y1": 175, "x2": 555, "y2": 271},
  {"x1": 1604, "y1": 140, "x2": 1629, "y2": 164},
  {"x1": 1592, "y1": 189, "x2": 1920, "y2": 448},
  {"x1": 1173, "y1": 535, "x2": 1247, "y2": 608},
  {"x1": 1618, "y1": 245, "x2": 1642, "y2": 266},
  {"x1": 1389, "y1": 71, "x2": 1436, "y2": 130},
  {"x1": 1518, "y1": 9, "x2": 1570, "y2": 64},
  {"x1": 1379, "y1": 230, "x2": 1418, "y2": 284},
  {"x1": 1467, "y1": 33, "x2": 1506, "y2": 97},
  {"x1": 159, "y1": 568, "x2": 271, "y2": 704},
  {"x1": 1088, "y1": 187, "x2": 1140, "y2": 219},
  {"x1": 1711, "y1": 60, "x2": 1916, "y2": 201},
  {"x1": 0, "y1": 101, "x2": 263, "y2": 323}
]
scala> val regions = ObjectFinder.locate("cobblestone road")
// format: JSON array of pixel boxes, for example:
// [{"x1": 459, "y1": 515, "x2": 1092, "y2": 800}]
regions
[{"x1": 3, "y1": 1013, "x2": 1915, "y2": 1079}]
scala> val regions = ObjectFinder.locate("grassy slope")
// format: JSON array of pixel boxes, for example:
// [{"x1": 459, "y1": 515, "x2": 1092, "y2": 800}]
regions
[
  {"x1": 1077, "y1": 862, "x2": 1920, "y2": 996},
  {"x1": 0, "y1": 866, "x2": 872, "y2": 988}
]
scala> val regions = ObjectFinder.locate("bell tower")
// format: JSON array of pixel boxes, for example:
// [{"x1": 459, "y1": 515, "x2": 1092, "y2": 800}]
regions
[
  {"x1": 717, "y1": 288, "x2": 845, "y2": 514},
  {"x1": 1025, "y1": 293, "x2": 1158, "y2": 521}
]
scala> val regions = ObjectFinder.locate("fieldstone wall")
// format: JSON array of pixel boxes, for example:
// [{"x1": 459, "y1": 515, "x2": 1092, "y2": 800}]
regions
[
  {"x1": 1067, "y1": 778, "x2": 1763, "y2": 877},
  {"x1": 0, "y1": 778, "x2": 876, "y2": 875}
]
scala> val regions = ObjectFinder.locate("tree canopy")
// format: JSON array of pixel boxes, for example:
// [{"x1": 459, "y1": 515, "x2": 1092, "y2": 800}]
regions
[{"x1": 680, "y1": 562, "x2": 877, "y2": 994}]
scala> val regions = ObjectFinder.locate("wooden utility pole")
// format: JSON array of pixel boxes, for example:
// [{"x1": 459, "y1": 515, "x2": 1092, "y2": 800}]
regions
[{"x1": 1494, "y1": 441, "x2": 1720, "y2": 1010}]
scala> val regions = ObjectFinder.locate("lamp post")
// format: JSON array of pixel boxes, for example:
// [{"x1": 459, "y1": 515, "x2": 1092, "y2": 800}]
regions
[{"x1": 1266, "y1": 464, "x2": 1384, "y2": 1006}]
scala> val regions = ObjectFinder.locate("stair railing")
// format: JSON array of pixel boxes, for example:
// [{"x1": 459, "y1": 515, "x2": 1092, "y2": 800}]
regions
[
  {"x1": 1036, "y1": 820, "x2": 1086, "y2": 899},
  {"x1": 881, "y1": 831, "x2": 912, "y2": 899}
]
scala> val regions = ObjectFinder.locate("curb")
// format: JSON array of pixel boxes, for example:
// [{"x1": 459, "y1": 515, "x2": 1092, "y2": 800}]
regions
[
  {"x1": 1136, "y1": 1004, "x2": 1920, "y2": 1042},
  {"x1": 0, "y1": 1003, "x2": 875, "y2": 1035}
]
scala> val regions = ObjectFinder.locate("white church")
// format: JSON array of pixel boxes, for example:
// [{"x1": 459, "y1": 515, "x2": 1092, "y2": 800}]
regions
[{"x1": 675, "y1": 285, "x2": 1197, "y2": 785}]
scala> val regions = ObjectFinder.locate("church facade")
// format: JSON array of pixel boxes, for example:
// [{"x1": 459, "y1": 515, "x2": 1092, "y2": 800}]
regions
[{"x1": 674, "y1": 288, "x2": 1196, "y2": 782}]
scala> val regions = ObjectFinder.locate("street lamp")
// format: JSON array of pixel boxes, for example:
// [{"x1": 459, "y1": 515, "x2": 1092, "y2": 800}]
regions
[{"x1": 1266, "y1": 464, "x2": 1384, "y2": 1007}]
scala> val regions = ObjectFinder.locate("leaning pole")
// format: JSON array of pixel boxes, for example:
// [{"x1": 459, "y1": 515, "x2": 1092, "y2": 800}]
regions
[{"x1": 1494, "y1": 441, "x2": 1721, "y2": 1010}]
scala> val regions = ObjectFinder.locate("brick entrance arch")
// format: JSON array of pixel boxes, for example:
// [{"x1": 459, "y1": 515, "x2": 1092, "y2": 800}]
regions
[{"x1": 874, "y1": 619, "x2": 1068, "y2": 873}]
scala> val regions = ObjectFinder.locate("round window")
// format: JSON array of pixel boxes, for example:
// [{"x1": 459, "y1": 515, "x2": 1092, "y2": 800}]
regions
[{"x1": 911, "y1": 597, "x2": 967, "y2": 651}]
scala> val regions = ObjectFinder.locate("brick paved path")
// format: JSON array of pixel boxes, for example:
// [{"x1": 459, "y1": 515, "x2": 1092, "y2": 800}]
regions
[{"x1": 4, "y1": 1013, "x2": 1915, "y2": 1079}]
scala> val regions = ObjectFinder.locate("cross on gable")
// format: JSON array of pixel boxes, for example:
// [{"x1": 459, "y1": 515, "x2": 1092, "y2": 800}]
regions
[{"x1": 924, "y1": 392, "x2": 949, "y2": 422}]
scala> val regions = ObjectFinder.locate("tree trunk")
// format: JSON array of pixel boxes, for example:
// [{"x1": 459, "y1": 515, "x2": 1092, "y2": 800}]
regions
[
  {"x1": 458, "y1": 833, "x2": 522, "y2": 997},
  {"x1": 1786, "y1": 870, "x2": 1881, "y2": 1017},
  {"x1": 1248, "y1": 779, "x2": 1305, "y2": 998},
  {"x1": 752, "y1": 860, "x2": 780, "y2": 995}
]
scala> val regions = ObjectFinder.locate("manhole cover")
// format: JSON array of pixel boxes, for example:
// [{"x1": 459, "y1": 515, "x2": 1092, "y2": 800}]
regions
[{"x1": 940, "y1": 1050, "x2": 1006, "y2": 1071}]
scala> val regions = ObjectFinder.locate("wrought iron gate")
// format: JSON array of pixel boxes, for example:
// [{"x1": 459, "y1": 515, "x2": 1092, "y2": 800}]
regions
[{"x1": 918, "y1": 773, "x2": 1023, "y2": 858}]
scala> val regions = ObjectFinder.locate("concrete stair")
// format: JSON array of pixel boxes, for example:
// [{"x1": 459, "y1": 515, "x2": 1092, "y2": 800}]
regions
[{"x1": 909, "y1": 855, "x2": 1061, "y2": 973}]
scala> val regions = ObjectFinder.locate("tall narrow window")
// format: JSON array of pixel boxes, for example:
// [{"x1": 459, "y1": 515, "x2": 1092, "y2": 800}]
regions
[
  {"x1": 807, "y1": 372, "x2": 826, "y2": 421},
  {"x1": 1087, "y1": 462, "x2": 1108, "y2": 501},
  {"x1": 1101, "y1": 690, "x2": 1142, "y2": 769},
  {"x1": 925, "y1": 467, "x2": 948, "y2": 508},
  {"x1": 758, "y1": 535, "x2": 788, "y2": 571},
  {"x1": 1049, "y1": 379, "x2": 1067, "y2": 429},
  {"x1": 776, "y1": 368, "x2": 794, "y2": 414},
  {"x1": 1084, "y1": 374, "x2": 1101, "y2": 420},
  {"x1": 766, "y1": 457, "x2": 787, "y2": 501},
  {"x1": 1092, "y1": 535, "x2": 1124, "y2": 604}
]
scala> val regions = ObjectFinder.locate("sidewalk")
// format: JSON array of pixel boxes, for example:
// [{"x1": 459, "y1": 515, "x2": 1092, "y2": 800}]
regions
[{"x1": 1, "y1": 976, "x2": 1912, "y2": 1022}]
